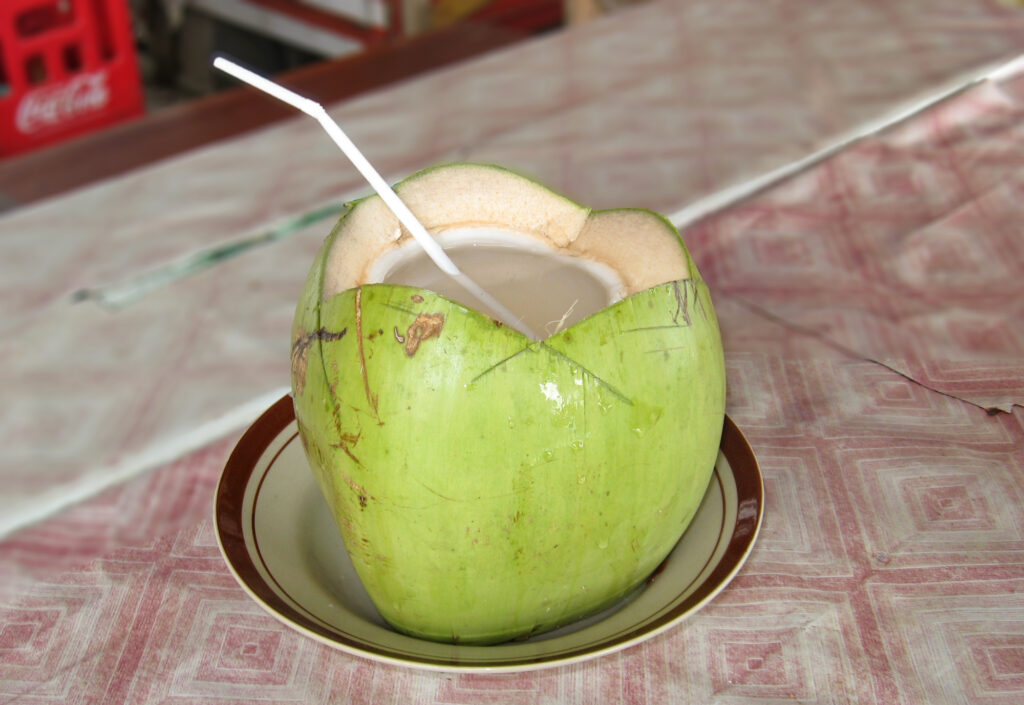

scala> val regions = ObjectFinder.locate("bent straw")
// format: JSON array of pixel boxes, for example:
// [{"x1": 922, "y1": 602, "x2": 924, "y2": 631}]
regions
[{"x1": 213, "y1": 56, "x2": 538, "y2": 339}]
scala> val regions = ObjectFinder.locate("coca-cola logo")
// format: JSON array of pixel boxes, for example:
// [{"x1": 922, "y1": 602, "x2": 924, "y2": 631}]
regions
[{"x1": 15, "y1": 70, "x2": 111, "y2": 134}]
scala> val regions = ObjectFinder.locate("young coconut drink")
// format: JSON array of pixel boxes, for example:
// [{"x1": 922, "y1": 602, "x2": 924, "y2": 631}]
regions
[{"x1": 291, "y1": 163, "x2": 725, "y2": 644}]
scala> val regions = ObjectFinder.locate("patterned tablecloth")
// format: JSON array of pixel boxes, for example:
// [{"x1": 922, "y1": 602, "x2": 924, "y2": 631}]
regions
[{"x1": 1, "y1": 0, "x2": 1023, "y2": 702}]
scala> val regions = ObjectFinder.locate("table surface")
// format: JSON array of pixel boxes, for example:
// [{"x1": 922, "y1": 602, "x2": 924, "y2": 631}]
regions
[{"x1": 2, "y1": 0, "x2": 1023, "y2": 702}]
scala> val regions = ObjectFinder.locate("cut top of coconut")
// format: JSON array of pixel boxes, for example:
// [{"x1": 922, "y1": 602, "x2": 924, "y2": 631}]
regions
[
  {"x1": 373, "y1": 227, "x2": 626, "y2": 337},
  {"x1": 321, "y1": 164, "x2": 693, "y2": 334}
]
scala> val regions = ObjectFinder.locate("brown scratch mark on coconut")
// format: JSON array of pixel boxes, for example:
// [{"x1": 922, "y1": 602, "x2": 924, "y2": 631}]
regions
[
  {"x1": 334, "y1": 463, "x2": 372, "y2": 502},
  {"x1": 411, "y1": 294, "x2": 424, "y2": 303},
  {"x1": 331, "y1": 440, "x2": 362, "y2": 468},
  {"x1": 417, "y1": 479, "x2": 458, "y2": 501},
  {"x1": 297, "y1": 412, "x2": 373, "y2": 504},
  {"x1": 393, "y1": 327, "x2": 405, "y2": 344},
  {"x1": 345, "y1": 479, "x2": 371, "y2": 508},
  {"x1": 692, "y1": 280, "x2": 709, "y2": 320},
  {"x1": 331, "y1": 429, "x2": 364, "y2": 467},
  {"x1": 321, "y1": 389, "x2": 366, "y2": 468},
  {"x1": 355, "y1": 288, "x2": 381, "y2": 423},
  {"x1": 326, "y1": 431, "x2": 376, "y2": 505},
  {"x1": 295, "y1": 416, "x2": 328, "y2": 472},
  {"x1": 290, "y1": 327, "x2": 347, "y2": 394},
  {"x1": 291, "y1": 335, "x2": 310, "y2": 394},
  {"x1": 333, "y1": 507, "x2": 355, "y2": 532},
  {"x1": 671, "y1": 281, "x2": 691, "y2": 327},
  {"x1": 404, "y1": 312, "x2": 445, "y2": 356}
]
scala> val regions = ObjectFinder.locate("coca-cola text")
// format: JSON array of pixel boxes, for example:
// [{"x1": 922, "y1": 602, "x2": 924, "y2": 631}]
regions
[{"x1": 15, "y1": 70, "x2": 112, "y2": 134}]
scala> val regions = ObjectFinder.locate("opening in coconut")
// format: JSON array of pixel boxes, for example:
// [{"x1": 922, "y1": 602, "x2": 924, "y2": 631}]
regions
[
  {"x1": 321, "y1": 164, "x2": 693, "y2": 340},
  {"x1": 369, "y1": 228, "x2": 624, "y2": 338}
]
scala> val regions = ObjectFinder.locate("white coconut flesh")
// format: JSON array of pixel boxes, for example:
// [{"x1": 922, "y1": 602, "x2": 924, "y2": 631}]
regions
[
  {"x1": 369, "y1": 228, "x2": 625, "y2": 338},
  {"x1": 320, "y1": 165, "x2": 692, "y2": 339}
]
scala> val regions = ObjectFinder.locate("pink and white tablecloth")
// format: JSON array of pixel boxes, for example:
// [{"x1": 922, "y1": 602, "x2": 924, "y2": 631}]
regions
[{"x1": 1, "y1": 0, "x2": 1023, "y2": 702}]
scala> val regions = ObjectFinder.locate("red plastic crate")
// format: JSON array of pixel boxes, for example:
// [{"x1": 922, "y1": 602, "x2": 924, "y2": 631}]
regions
[{"x1": 0, "y1": 0, "x2": 144, "y2": 158}]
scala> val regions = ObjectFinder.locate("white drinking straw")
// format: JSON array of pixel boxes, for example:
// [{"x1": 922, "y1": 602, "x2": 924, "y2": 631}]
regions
[{"x1": 213, "y1": 56, "x2": 537, "y2": 339}]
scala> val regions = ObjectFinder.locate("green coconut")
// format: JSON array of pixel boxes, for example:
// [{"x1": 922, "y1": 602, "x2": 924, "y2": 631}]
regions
[{"x1": 290, "y1": 163, "x2": 725, "y2": 644}]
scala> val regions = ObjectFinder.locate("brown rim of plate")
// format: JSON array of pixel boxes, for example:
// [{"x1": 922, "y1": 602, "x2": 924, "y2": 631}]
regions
[{"x1": 216, "y1": 395, "x2": 763, "y2": 669}]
